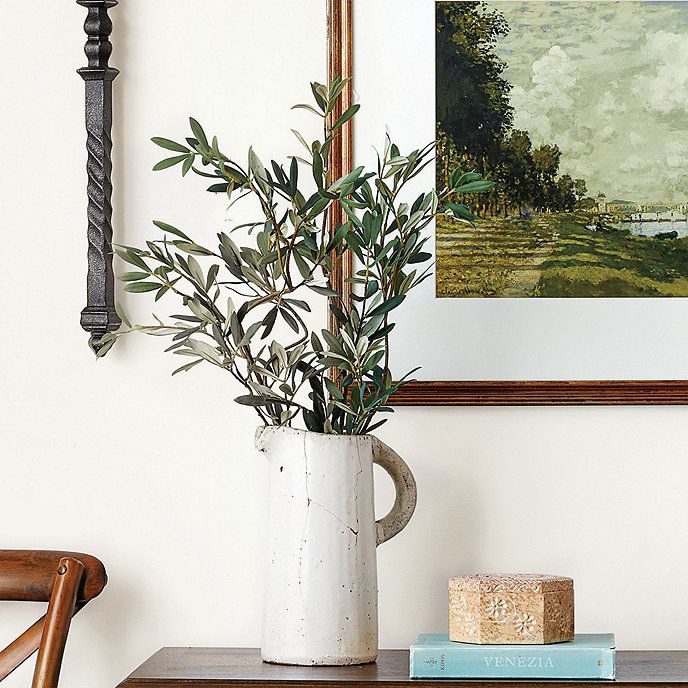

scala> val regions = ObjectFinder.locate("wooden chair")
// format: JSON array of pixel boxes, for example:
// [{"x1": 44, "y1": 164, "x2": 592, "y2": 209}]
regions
[{"x1": 0, "y1": 551, "x2": 107, "y2": 688}]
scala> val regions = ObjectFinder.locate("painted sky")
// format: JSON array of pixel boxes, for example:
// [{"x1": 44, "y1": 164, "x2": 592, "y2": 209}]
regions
[{"x1": 491, "y1": 1, "x2": 688, "y2": 203}]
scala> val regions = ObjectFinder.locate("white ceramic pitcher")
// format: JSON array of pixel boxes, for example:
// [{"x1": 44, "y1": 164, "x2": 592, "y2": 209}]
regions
[{"x1": 256, "y1": 426, "x2": 417, "y2": 666}]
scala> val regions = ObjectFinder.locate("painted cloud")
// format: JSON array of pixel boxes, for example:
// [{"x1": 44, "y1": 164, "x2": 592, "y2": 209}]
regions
[{"x1": 493, "y1": 1, "x2": 688, "y2": 203}]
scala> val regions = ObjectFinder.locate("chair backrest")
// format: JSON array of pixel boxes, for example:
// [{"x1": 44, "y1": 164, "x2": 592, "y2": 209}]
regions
[{"x1": 0, "y1": 551, "x2": 107, "y2": 688}]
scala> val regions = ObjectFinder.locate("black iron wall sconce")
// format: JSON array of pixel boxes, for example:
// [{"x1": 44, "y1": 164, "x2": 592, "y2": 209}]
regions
[{"x1": 77, "y1": 0, "x2": 120, "y2": 354}]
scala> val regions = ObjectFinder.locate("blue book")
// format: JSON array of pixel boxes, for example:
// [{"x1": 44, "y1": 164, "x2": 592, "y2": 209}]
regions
[{"x1": 410, "y1": 633, "x2": 615, "y2": 680}]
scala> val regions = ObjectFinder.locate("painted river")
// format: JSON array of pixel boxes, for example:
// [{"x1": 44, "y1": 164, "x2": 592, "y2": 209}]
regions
[{"x1": 622, "y1": 220, "x2": 688, "y2": 238}]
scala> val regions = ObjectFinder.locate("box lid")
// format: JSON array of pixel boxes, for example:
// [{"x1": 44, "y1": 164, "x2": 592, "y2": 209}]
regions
[{"x1": 449, "y1": 573, "x2": 573, "y2": 594}]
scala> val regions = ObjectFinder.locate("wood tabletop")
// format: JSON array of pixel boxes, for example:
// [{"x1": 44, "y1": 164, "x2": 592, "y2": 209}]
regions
[{"x1": 118, "y1": 648, "x2": 688, "y2": 688}]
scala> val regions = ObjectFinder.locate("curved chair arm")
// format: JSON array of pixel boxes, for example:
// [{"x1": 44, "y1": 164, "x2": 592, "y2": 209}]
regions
[
  {"x1": 0, "y1": 551, "x2": 106, "y2": 602},
  {"x1": 0, "y1": 551, "x2": 107, "y2": 688}
]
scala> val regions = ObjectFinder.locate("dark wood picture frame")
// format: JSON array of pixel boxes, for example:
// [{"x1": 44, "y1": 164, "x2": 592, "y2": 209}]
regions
[{"x1": 325, "y1": 0, "x2": 688, "y2": 406}]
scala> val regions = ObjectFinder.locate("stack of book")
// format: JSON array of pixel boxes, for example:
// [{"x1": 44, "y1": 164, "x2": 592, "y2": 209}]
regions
[{"x1": 409, "y1": 633, "x2": 616, "y2": 680}]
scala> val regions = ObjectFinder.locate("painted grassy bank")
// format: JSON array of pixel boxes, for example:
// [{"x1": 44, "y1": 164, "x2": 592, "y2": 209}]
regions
[{"x1": 436, "y1": 212, "x2": 688, "y2": 298}]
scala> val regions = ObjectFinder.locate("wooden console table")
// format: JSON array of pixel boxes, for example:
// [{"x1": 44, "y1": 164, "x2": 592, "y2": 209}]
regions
[{"x1": 118, "y1": 648, "x2": 688, "y2": 688}]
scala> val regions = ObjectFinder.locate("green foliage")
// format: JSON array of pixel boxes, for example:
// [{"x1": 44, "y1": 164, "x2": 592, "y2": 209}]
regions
[
  {"x1": 100, "y1": 78, "x2": 490, "y2": 434},
  {"x1": 436, "y1": 1, "x2": 513, "y2": 159}
]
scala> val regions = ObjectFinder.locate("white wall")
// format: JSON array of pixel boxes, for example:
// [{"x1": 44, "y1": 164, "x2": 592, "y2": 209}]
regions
[{"x1": 0, "y1": 3, "x2": 687, "y2": 688}]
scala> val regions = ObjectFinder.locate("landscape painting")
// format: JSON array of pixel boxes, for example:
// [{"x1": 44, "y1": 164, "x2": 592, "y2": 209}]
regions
[{"x1": 436, "y1": 1, "x2": 688, "y2": 297}]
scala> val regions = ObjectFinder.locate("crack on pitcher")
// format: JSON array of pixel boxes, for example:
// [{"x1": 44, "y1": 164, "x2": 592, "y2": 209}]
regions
[
  {"x1": 353, "y1": 440, "x2": 364, "y2": 575},
  {"x1": 354, "y1": 440, "x2": 364, "y2": 538},
  {"x1": 309, "y1": 499, "x2": 359, "y2": 537},
  {"x1": 297, "y1": 432, "x2": 310, "y2": 613}
]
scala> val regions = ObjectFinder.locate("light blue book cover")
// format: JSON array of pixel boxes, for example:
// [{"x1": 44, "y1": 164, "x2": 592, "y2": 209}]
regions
[{"x1": 410, "y1": 633, "x2": 615, "y2": 680}]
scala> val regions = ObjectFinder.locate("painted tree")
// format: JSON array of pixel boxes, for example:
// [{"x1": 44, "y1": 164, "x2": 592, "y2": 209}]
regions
[
  {"x1": 436, "y1": 1, "x2": 513, "y2": 180},
  {"x1": 531, "y1": 144, "x2": 562, "y2": 212},
  {"x1": 574, "y1": 179, "x2": 588, "y2": 208},
  {"x1": 497, "y1": 130, "x2": 535, "y2": 215},
  {"x1": 555, "y1": 175, "x2": 578, "y2": 212}
]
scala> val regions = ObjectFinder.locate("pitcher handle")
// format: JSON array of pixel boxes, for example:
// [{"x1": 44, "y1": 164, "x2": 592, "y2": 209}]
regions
[{"x1": 372, "y1": 437, "x2": 417, "y2": 546}]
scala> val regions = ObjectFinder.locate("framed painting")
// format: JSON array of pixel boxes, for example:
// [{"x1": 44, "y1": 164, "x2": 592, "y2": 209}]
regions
[{"x1": 327, "y1": 0, "x2": 688, "y2": 405}]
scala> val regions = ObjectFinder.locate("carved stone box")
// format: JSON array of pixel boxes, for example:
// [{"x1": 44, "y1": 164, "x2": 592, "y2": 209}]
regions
[{"x1": 448, "y1": 574, "x2": 574, "y2": 645}]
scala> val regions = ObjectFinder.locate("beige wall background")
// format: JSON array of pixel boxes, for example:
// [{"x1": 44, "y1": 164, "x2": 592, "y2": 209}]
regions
[{"x1": 1, "y1": 2, "x2": 687, "y2": 688}]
